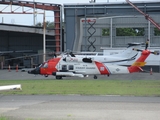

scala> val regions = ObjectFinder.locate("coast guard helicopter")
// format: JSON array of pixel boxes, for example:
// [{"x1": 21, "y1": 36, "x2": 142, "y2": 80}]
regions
[{"x1": 28, "y1": 42, "x2": 158, "y2": 79}]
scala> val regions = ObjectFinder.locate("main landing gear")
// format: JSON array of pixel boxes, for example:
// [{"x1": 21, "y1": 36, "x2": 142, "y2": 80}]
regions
[
  {"x1": 94, "y1": 75, "x2": 97, "y2": 79},
  {"x1": 44, "y1": 75, "x2": 48, "y2": 77},
  {"x1": 56, "y1": 76, "x2": 62, "y2": 80}
]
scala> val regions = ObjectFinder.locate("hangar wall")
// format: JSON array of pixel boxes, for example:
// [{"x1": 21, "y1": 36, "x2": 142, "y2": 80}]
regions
[
  {"x1": 64, "y1": 1, "x2": 160, "y2": 51},
  {"x1": 80, "y1": 15, "x2": 160, "y2": 52},
  {"x1": 0, "y1": 30, "x2": 55, "y2": 67},
  {"x1": 0, "y1": 31, "x2": 55, "y2": 52}
]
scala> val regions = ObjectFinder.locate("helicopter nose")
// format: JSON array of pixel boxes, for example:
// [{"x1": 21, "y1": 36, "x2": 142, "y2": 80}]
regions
[{"x1": 28, "y1": 67, "x2": 40, "y2": 74}]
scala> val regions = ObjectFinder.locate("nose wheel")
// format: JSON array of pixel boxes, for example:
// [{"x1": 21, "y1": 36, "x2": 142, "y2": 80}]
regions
[
  {"x1": 45, "y1": 75, "x2": 48, "y2": 77},
  {"x1": 94, "y1": 75, "x2": 97, "y2": 79}
]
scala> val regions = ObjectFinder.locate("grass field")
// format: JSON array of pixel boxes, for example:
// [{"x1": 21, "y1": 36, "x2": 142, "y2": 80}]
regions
[{"x1": 0, "y1": 79, "x2": 160, "y2": 96}]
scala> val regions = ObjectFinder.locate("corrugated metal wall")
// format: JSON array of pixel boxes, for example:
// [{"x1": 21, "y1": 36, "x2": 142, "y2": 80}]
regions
[
  {"x1": 0, "y1": 31, "x2": 55, "y2": 52},
  {"x1": 81, "y1": 15, "x2": 160, "y2": 51},
  {"x1": 0, "y1": 30, "x2": 55, "y2": 67}
]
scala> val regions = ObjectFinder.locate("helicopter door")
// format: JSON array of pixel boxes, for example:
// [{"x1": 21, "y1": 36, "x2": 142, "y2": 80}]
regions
[{"x1": 59, "y1": 64, "x2": 74, "y2": 72}]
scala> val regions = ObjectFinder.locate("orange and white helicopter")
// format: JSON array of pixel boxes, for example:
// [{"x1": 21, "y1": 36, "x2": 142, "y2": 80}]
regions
[{"x1": 28, "y1": 43, "x2": 159, "y2": 79}]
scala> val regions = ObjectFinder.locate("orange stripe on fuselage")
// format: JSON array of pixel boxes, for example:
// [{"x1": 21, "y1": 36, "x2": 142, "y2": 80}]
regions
[
  {"x1": 95, "y1": 61, "x2": 110, "y2": 75},
  {"x1": 128, "y1": 50, "x2": 150, "y2": 73}
]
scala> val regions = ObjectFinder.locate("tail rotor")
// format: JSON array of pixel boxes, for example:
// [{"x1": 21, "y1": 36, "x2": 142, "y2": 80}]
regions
[{"x1": 132, "y1": 39, "x2": 159, "y2": 55}]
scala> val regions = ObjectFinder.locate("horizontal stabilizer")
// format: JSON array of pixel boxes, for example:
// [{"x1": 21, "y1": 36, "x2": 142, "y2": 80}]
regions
[{"x1": 132, "y1": 62, "x2": 146, "y2": 67}]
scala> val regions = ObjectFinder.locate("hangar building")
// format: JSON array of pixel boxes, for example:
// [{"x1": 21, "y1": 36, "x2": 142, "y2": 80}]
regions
[
  {"x1": 0, "y1": 0, "x2": 62, "y2": 68},
  {"x1": 63, "y1": 1, "x2": 160, "y2": 52},
  {"x1": 0, "y1": 23, "x2": 56, "y2": 67},
  {"x1": 0, "y1": 0, "x2": 160, "y2": 71}
]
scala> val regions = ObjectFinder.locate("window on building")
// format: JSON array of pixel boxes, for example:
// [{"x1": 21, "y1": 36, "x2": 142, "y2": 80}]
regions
[
  {"x1": 102, "y1": 28, "x2": 110, "y2": 36},
  {"x1": 116, "y1": 28, "x2": 144, "y2": 36},
  {"x1": 154, "y1": 28, "x2": 160, "y2": 36}
]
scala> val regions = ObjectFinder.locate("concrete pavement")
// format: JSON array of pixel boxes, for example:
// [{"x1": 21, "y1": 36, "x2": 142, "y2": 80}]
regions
[
  {"x1": 0, "y1": 95, "x2": 160, "y2": 120},
  {"x1": 0, "y1": 70, "x2": 160, "y2": 120},
  {"x1": 0, "y1": 69, "x2": 160, "y2": 80}
]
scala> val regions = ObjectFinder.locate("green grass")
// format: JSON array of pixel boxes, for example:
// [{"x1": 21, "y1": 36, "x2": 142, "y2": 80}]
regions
[
  {"x1": 0, "y1": 79, "x2": 160, "y2": 96},
  {"x1": 0, "y1": 116, "x2": 37, "y2": 120},
  {"x1": 0, "y1": 116, "x2": 9, "y2": 120}
]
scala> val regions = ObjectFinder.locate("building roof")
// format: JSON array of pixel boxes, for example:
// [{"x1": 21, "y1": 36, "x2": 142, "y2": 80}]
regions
[{"x1": 0, "y1": 23, "x2": 55, "y2": 36}]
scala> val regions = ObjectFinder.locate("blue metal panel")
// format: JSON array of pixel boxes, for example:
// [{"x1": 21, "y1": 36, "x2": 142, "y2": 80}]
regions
[{"x1": 65, "y1": 12, "x2": 76, "y2": 50}]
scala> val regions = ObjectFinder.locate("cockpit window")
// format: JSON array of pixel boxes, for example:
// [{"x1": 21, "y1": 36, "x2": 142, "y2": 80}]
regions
[
  {"x1": 39, "y1": 64, "x2": 43, "y2": 67},
  {"x1": 42, "y1": 63, "x2": 48, "y2": 68}
]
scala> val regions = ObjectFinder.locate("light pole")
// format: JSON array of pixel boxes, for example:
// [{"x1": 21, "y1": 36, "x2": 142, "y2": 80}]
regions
[
  {"x1": 43, "y1": 11, "x2": 46, "y2": 62},
  {"x1": 33, "y1": 0, "x2": 36, "y2": 26}
]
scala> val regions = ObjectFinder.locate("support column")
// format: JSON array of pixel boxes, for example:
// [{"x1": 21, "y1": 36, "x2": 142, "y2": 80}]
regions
[{"x1": 54, "y1": 10, "x2": 61, "y2": 52}]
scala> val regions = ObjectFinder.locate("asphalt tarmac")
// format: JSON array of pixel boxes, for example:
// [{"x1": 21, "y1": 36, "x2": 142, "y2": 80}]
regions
[
  {"x1": 0, "y1": 69, "x2": 160, "y2": 80},
  {"x1": 0, "y1": 95, "x2": 160, "y2": 120},
  {"x1": 0, "y1": 70, "x2": 160, "y2": 120}
]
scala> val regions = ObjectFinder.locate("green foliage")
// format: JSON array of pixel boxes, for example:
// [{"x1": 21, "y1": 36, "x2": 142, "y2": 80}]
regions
[
  {"x1": 133, "y1": 28, "x2": 144, "y2": 36},
  {"x1": 0, "y1": 116, "x2": 37, "y2": 120},
  {"x1": 0, "y1": 116, "x2": 9, "y2": 120},
  {"x1": 35, "y1": 22, "x2": 42, "y2": 27},
  {"x1": 116, "y1": 28, "x2": 144, "y2": 36},
  {"x1": 102, "y1": 28, "x2": 110, "y2": 36},
  {"x1": 0, "y1": 79, "x2": 160, "y2": 96},
  {"x1": 154, "y1": 28, "x2": 160, "y2": 36},
  {"x1": 35, "y1": 21, "x2": 54, "y2": 29},
  {"x1": 101, "y1": 27, "x2": 145, "y2": 36},
  {"x1": 45, "y1": 21, "x2": 54, "y2": 29}
]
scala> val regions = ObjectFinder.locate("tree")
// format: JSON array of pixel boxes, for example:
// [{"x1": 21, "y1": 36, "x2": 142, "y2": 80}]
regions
[
  {"x1": 35, "y1": 21, "x2": 54, "y2": 29},
  {"x1": 102, "y1": 28, "x2": 110, "y2": 36},
  {"x1": 45, "y1": 21, "x2": 54, "y2": 29},
  {"x1": 116, "y1": 28, "x2": 144, "y2": 36},
  {"x1": 133, "y1": 28, "x2": 144, "y2": 36},
  {"x1": 154, "y1": 28, "x2": 160, "y2": 36},
  {"x1": 35, "y1": 22, "x2": 42, "y2": 27}
]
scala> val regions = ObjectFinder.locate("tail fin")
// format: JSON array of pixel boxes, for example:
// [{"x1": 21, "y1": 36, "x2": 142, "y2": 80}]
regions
[
  {"x1": 114, "y1": 43, "x2": 141, "y2": 58},
  {"x1": 128, "y1": 50, "x2": 151, "y2": 73}
]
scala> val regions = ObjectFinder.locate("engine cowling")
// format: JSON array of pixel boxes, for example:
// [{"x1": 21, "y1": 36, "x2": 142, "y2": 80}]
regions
[{"x1": 63, "y1": 57, "x2": 92, "y2": 63}]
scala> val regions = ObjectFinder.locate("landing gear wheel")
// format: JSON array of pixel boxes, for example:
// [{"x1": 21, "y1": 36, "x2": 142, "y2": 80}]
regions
[
  {"x1": 56, "y1": 76, "x2": 62, "y2": 80},
  {"x1": 45, "y1": 75, "x2": 48, "y2": 77},
  {"x1": 94, "y1": 75, "x2": 97, "y2": 79}
]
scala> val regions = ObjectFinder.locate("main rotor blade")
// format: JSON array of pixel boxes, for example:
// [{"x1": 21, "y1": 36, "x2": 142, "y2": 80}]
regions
[
  {"x1": 132, "y1": 48, "x2": 143, "y2": 52},
  {"x1": 151, "y1": 51, "x2": 159, "y2": 55}
]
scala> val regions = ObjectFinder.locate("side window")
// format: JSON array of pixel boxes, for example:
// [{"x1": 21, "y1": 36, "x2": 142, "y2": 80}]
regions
[
  {"x1": 69, "y1": 65, "x2": 74, "y2": 70},
  {"x1": 62, "y1": 65, "x2": 67, "y2": 70},
  {"x1": 42, "y1": 63, "x2": 48, "y2": 68}
]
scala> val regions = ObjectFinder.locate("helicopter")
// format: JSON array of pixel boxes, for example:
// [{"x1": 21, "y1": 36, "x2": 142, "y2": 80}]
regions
[{"x1": 28, "y1": 42, "x2": 159, "y2": 79}]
